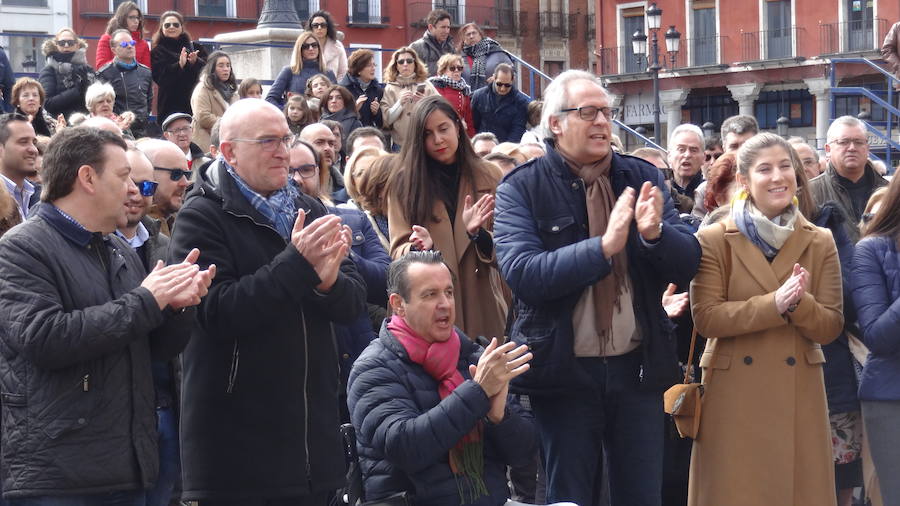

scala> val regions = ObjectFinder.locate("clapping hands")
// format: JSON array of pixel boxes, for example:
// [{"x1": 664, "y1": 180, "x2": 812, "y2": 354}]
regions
[
  {"x1": 142, "y1": 248, "x2": 217, "y2": 310},
  {"x1": 775, "y1": 263, "x2": 809, "y2": 314},
  {"x1": 291, "y1": 210, "x2": 351, "y2": 292}
]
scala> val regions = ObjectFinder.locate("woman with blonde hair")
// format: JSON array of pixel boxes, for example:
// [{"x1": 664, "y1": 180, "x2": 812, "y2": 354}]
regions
[
  {"x1": 429, "y1": 53, "x2": 475, "y2": 137},
  {"x1": 380, "y1": 47, "x2": 437, "y2": 149},
  {"x1": 266, "y1": 31, "x2": 335, "y2": 109},
  {"x1": 39, "y1": 27, "x2": 95, "y2": 121},
  {"x1": 689, "y1": 133, "x2": 843, "y2": 506}
]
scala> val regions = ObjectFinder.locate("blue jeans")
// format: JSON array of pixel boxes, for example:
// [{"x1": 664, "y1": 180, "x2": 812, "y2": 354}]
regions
[
  {"x1": 145, "y1": 407, "x2": 179, "y2": 506},
  {"x1": 530, "y1": 351, "x2": 664, "y2": 506},
  {"x1": 8, "y1": 491, "x2": 145, "y2": 506}
]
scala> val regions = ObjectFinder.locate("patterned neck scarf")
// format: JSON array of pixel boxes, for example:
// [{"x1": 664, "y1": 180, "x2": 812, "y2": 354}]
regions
[
  {"x1": 731, "y1": 189, "x2": 798, "y2": 259},
  {"x1": 428, "y1": 75, "x2": 472, "y2": 96},
  {"x1": 224, "y1": 161, "x2": 298, "y2": 240},
  {"x1": 462, "y1": 38, "x2": 503, "y2": 84}
]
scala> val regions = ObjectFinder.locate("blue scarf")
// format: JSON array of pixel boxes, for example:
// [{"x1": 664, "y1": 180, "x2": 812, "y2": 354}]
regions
[
  {"x1": 225, "y1": 162, "x2": 298, "y2": 240},
  {"x1": 114, "y1": 58, "x2": 138, "y2": 70},
  {"x1": 731, "y1": 189, "x2": 798, "y2": 259}
]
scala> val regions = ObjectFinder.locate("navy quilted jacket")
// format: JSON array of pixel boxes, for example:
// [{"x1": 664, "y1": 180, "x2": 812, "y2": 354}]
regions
[
  {"x1": 347, "y1": 322, "x2": 536, "y2": 506},
  {"x1": 851, "y1": 235, "x2": 900, "y2": 401}
]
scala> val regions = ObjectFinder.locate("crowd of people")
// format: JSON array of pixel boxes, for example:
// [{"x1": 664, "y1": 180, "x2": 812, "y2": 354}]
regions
[{"x1": 0, "y1": 5, "x2": 899, "y2": 506}]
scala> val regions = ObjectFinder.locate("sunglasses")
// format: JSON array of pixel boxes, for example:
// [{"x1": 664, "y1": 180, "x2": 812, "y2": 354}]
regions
[
  {"x1": 290, "y1": 164, "x2": 318, "y2": 179},
  {"x1": 396, "y1": 58, "x2": 415, "y2": 65},
  {"x1": 163, "y1": 22, "x2": 181, "y2": 29},
  {"x1": 301, "y1": 42, "x2": 320, "y2": 50},
  {"x1": 447, "y1": 65, "x2": 464, "y2": 72},
  {"x1": 154, "y1": 167, "x2": 192, "y2": 181},
  {"x1": 495, "y1": 82, "x2": 513, "y2": 89},
  {"x1": 705, "y1": 152, "x2": 722, "y2": 162},
  {"x1": 118, "y1": 40, "x2": 136, "y2": 48},
  {"x1": 134, "y1": 180, "x2": 158, "y2": 197},
  {"x1": 310, "y1": 22, "x2": 327, "y2": 29},
  {"x1": 56, "y1": 39, "x2": 76, "y2": 47}
]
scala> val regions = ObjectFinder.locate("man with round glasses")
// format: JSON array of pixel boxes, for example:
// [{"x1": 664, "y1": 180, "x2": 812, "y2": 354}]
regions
[
  {"x1": 97, "y1": 29, "x2": 153, "y2": 138},
  {"x1": 809, "y1": 115, "x2": 888, "y2": 242},
  {"x1": 137, "y1": 138, "x2": 190, "y2": 237},
  {"x1": 493, "y1": 70, "x2": 701, "y2": 506},
  {"x1": 471, "y1": 63, "x2": 531, "y2": 143}
]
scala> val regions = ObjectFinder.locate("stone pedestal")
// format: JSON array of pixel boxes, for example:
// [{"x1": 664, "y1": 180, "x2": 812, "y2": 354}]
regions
[
  {"x1": 659, "y1": 88, "x2": 690, "y2": 145},
  {"x1": 726, "y1": 82, "x2": 764, "y2": 117},
  {"x1": 213, "y1": 28, "x2": 303, "y2": 84},
  {"x1": 804, "y1": 77, "x2": 831, "y2": 151}
]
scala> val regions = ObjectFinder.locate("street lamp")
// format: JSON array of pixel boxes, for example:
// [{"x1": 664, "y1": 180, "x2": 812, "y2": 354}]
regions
[
  {"x1": 776, "y1": 116, "x2": 790, "y2": 138},
  {"x1": 632, "y1": 4, "x2": 680, "y2": 145}
]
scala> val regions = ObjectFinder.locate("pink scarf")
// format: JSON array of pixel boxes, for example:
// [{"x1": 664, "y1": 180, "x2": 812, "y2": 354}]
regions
[{"x1": 387, "y1": 314, "x2": 488, "y2": 502}]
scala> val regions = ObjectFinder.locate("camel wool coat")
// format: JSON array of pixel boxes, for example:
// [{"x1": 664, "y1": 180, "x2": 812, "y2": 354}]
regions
[
  {"x1": 190, "y1": 81, "x2": 237, "y2": 150},
  {"x1": 688, "y1": 216, "x2": 843, "y2": 506},
  {"x1": 387, "y1": 163, "x2": 507, "y2": 341}
]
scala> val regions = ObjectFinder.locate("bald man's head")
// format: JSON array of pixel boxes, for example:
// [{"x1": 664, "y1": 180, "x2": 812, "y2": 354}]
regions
[
  {"x1": 299, "y1": 123, "x2": 337, "y2": 166},
  {"x1": 79, "y1": 116, "x2": 123, "y2": 137},
  {"x1": 220, "y1": 98, "x2": 284, "y2": 142},
  {"x1": 137, "y1": 138, "x2": 191, "y2": 217}
]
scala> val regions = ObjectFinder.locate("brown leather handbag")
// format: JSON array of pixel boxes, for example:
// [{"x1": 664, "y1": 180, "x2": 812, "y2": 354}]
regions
[{"x1": 664, "y1": 327, "x2": 714, "y2": 439}]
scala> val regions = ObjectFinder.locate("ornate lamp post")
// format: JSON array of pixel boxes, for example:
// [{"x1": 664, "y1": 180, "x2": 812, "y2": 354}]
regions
[{"x1": 632, "y1": 3, "x2": 680, "y2": 143}]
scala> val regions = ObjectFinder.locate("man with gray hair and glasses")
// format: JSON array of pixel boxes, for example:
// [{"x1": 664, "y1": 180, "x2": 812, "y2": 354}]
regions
[
  {"x1": 809, "y1": 115, "x2": 888, "y2": 242},
  {"x1": 493, "y1": 69, "x2": 701, "y2": 506}
]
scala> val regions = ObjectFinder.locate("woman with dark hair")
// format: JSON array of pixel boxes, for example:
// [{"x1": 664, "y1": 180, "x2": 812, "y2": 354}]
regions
[
  {"x1": 339, "y1": 48, "x2": 384, "y2": 128},
  {"x1": 386, "y1": 94, "x2": 507, "y2": 340},
  {"x1": 151, "y1": 11, "x2": 207, "y2": 124},
  {"x1": 190, "y1": 51, "x2": 237, "y2": 149},
  {"x1": 458, "y1": 22, "x2": 513, "y2": 91},
  {"x1": 39, "y1": 28, "x2": 95, "y2": 122},
  {"x1": 321, "y1": 84, "x2": 363, "y2": 147},
  {"x1": 306, "y1": 10, "x2": 347, "y2": 80},
  {"x1": 380, "y1": 47, "x2": 437, "y2": 149},
  {"x1": 850, "y1": 175, "x2": 900, "y2": 506},
  {"x1": 96, "y1": 1, "x2": 150, "y2": 69},
  {"x1": 689, "y1": 133, "x2": 843, "y2": 506},
  {"x1": 429, "y1": 53, "x2": 475, "y2": 137},
  {"x1": 12, "y1": 77, "x2": 57, "y2": 137},
  {"x1": 266, "y1": 30, "x2": 335, "y2": 109}
]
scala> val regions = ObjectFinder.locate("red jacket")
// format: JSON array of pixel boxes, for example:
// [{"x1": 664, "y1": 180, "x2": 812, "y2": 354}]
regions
[
  {"x1": 434, "y1": 85, "x2": 476, "y2": 138},
  {"x1": 95, "y1": 31, "x2": 151, "y2": 70}
]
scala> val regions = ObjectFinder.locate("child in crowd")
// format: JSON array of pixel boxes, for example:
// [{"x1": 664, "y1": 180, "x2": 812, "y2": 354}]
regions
[
  {"x1": 284, "y1": 94, "x2": 311, "y2": 135},
  {"x1": 238, "y1": 78, "x2": 263, "y2": 99}
]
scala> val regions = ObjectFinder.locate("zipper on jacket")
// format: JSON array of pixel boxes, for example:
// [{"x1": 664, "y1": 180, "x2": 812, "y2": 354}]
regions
[
  {"x1": 300, "y1": 308, "x2": 311, "y2": 478},
  {"x1": 82, "y1": 374, "x2": 90, "y2": 392},
  {"x1": 226, "y1": 339, "x2": 240, "y2": 394}
]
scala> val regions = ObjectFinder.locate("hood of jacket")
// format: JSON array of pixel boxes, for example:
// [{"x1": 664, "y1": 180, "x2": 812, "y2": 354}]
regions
[{"x1": 41, "y1": 37, "x2": 88, "y2": 57}]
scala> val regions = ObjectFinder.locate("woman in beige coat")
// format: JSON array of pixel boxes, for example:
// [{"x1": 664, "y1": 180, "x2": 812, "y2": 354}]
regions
[
  {"x1": 190, "y1": 51, "x2": 237, "y2": 150},
  {"x1": 386, "y1": 95, "x2": 506, "y2": 341},
  {"x1": 689, "y1": 133, "x2": 844, "y2": 506},
  {"x1": 380, "y1": 47, "x2": 437, "y2": 150}
]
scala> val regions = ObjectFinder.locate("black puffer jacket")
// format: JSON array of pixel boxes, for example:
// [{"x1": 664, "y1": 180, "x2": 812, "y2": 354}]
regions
[
  {"x1": 339, "y1": 74, "x2": 384, "y2": 128},
  {"x1": 0, "y1": 204, "x2": 192, "y2": 498},
  {"x1": 39, "y1": 38, "x2": 95, "y2": 120},
  {"x1": 151, "y1": 34, "x2": 207, "y2": 123},
  {"x1": 169, "y1": 161, "x2": 366, "y2": 500},
  {"x1": 97, "y1": 60, "x2": 153, "y2": 137}
]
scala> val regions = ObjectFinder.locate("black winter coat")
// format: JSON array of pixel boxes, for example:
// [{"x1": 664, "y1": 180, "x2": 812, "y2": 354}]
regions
[
  {"x1": 322, "y1": 107, "x2": 363, "y2": 148},
  {"x1": 470, "y1": 85, "x2": 530, "y2": 143},
  {"x1": 97, "y1": 60, "x2": 153, "y2": 136},
  {"x1": 151, "y1": 35, "x2": 207, "y2": 123},
  {"x1": 348, "y1": 322, "x2": 537, "y2": 506},
  {"x1": 39, "y1": 39, "x2": 95, "y2": 120},
  {"x1": 339, "y1": 75, "x2": 384, "y2": 128},
  {"x1": 169, "y1": 161, "x2": 366, "y2": 500},
  {"x1": 0, "y1": 204, "x2": 192, "y2": 498}
]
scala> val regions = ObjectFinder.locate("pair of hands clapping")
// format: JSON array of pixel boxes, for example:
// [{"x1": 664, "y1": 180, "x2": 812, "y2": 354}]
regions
[
  {"x1": 775, "y1": 263, "x2": 810, "y2": 314},
  {"x1": 355, "y1": 95, "x2": 380, "y2": 115},
  {"x1": 409, "y1": 194, "x2": 495, "y2": 251},
  {"x1": 141, "y1": 248, "x2": 216, "y2": 311},
  {"x1": 469, "y1": 338, "x2": 532, "y2": 423},
  {"x1": 602, "y1": 181, "x2": 664, "y2": 258},
  {"x1": 178, "y1": 47, "x2": 200, "y2": 68},
  {"x1": 291, "y1": 210, "x2": 352, "y2": 292}
]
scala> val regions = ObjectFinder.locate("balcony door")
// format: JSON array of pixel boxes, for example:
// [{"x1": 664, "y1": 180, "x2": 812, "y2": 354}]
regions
[
  {"x1": 691, "y1": 0, "x2": 716, "y2": 65},
  {"x1": 766, "y1": 0, "x2": 792, "y2": 58},
  {"x1": 846, "y1": 0, "x2": 874, "y2": 51}
]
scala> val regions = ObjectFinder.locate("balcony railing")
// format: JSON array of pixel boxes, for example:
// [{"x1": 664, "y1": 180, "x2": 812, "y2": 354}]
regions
[
  {"x1": 684, "y1": 34, "x2": 723, "y2": 66},
  {"x1": 78, "y1": 0, "x2": 262, "y2": 20},
  {"x1": 741, "y1": 26, "x2": 800, "y2": 61},
  {"x1": 539, "y1": 11, "x2": 571, "y2": 38},
  {"x1": 407, "y1": 2, "x2": 497, "y2": 27},
  {"x1": 596, "y1": 46, "x2": 649, "y2": 76},
  {"x1": 347, "y1": 0, "x2": 389, "y2": 24},
  {"x1": 819, "y1": 18, "x2": 888, "y2": 54}
]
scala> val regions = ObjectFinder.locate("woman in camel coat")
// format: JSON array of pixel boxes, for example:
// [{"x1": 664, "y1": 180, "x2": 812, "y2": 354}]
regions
[
  {"x1": 190, "y1": 51, "x2": 237, "y2": 150},
  {"x1": 689, "y1": 133, "x2": 844, "y2": 506},
  {"x1": 386, "y1": 95, "x2": 506, "y2": 341}
]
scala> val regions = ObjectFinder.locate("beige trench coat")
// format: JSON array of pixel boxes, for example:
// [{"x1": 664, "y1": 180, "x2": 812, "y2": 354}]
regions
[
  {"x1": 190, "y1": 81, "x2": 237, "y2": 150},
  {"x1": 380, "y1": 79, "x2": 437, "y2": 149},
  {"x1": 387, "y1": 163, "x2": 507, "y2": 341},
  {"x1": 688, "y1": 216, "x2": 843, "y2": 506}
]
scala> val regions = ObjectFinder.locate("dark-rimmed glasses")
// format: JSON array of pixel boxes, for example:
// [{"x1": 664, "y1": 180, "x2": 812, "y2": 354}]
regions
[
  {"x1": 289, "y1": 164, "x2": 318, "y2": 179},
  {"x1": 229, "y1": 135, "x2": 293, "y2": 152},
  {"x1": 830, "y1": 138, "x2": 867, "y2": 147},
  {"x1": 560, "y1": 106, "x2": 619, "y2": 122},
  {"x1": 310, "y1": 22, "x2": 327, "y2": 29},
  {"x1": 134, "y1": 180, "x2": 158, "y2": 196},
  {"x1": 705, "y1": 152, "x2": 722, "y2": 162},
  {"x1": 154, "y1": 167, "x2": 192, "y2": 181},
  {"x1": 447, "y1": 65, "x2": 464, "y2": 72},
  {"x1": 163, "y1": 22, "x2": 181, "y2": 29},
  {"x1": 396, "y1": 58, "x2": 415, "y2": 65},
  {"x1": 56, "y1": 39, "x2": 76, "y2": 47},
  {"x1": 495, "y1": 82, "x2": 513, "y2": 89},
  {"x1": 301, "y1": 42, "x2": 320, "y2": 50}
]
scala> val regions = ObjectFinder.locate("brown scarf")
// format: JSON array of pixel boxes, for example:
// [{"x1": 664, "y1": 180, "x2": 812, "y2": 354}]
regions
[{"x1": 559, "y1": 147, "x2": 628, "y2": 339}]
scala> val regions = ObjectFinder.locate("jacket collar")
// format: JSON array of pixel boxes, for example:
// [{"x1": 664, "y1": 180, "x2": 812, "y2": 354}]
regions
[
  {"x1": 38, "y1": 203, "x2": 95, "y2": 248},
  {"x1": 422, "y1": 31, "x2": 453, "y2": 51},
  {"x1": 722, "y1": 213, "x2": 818, "y2": 292},
  {"x1": 824, "y1": 160, "x2": 889, "y2": 189}
]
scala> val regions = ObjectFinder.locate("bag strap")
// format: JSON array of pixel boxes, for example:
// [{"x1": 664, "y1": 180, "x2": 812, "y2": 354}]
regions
[{"x1": 683, "y1": 326, "x2": 698, "y2": 384}]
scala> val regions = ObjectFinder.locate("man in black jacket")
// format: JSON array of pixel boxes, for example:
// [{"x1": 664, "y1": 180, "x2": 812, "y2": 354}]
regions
[
  {"x1": 471, "y1": 64, "x2": 530, "y2": 143},
  {"x1": 169, "y1": 98, "x2": 366, "y2": 505},
  {"x1": 97, "y1": 29, "x2": 153, "y2": 138},
  {"x1": 0, "y1": 127, "x2": 214, "y2": 503}
]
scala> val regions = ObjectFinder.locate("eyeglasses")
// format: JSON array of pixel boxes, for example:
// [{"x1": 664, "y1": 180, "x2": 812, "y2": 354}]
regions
[
  {"x1": 154, "y1": 167, "x2": 192, "y2": 181},
  {"x1": 118, "y1": 40, "x2": 136, "y2": 48},
  {"x1": 229, "y1": 135, "x2": 293, "y2": 152},
  {"x1": 495, "y1": 82, "x2": 513, "y2": 89},
  {"x1": 301, "y1": 42, "x2": 320, "y2": 50},
  {"x1": 133, "y1": 180, "x2": 158, "y2": 196},
  {"x1": 166, "y1": 126, "x2": 193, "y2": 135},
  {"x1": 559, "y1": 105, "x2": 619, "y2": 122},
  {"x1": 396, "y1": 58, "x2": 415, "y2": 65},
  {"x1": 310, "y1": 22, "x2": 327, "y2": 29},
  {"x1": 290, "y1": 164, "x2": 319, "y2": 179},
  {"x1": 830, "y1": 138, "x2": 867, "y2": 147},
  {"x1": 56, "y1": 39, "x2": 76, "y2": 47},
  {"x1": 705, "y1": 152, "x2": 722, "y2": 162},
  {"x1": 163, "y1": 22, "x2": 181, "y2": 29},
  {"x1": 447, "y1": 65, "x2": 464, "y2": 72}
]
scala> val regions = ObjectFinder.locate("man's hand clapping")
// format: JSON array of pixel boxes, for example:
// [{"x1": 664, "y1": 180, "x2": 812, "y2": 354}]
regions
[
  {"x1": 469, "y1": 338, "x2": 532, "y2": 423},
  {"x1": 142, "y1": 248, "x2": 216, "y2": 311},
  {"x1": 291, "y1": 210, "x2": 351, "y2": 292}
]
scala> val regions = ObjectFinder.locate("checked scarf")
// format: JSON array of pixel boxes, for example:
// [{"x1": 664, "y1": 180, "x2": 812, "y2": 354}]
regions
[
  {"x1": 428, "y1": 75, "x2": 472, "y2": 96},
  {"x1": 224, "y1": 161, "x2": 298, "y2": 240},
  {"x1": 462, "y1": 38, "x2": 504, "y2": 87}
]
